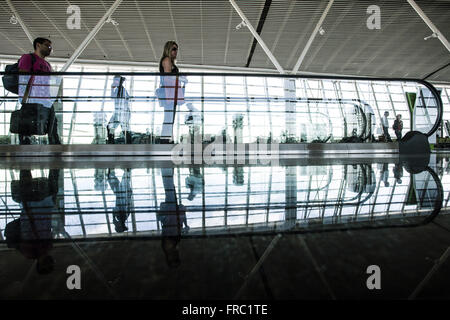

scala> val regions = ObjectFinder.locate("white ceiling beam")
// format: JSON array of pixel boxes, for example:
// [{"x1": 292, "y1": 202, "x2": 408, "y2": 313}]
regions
[
  {"x1": 229, "y1": 0, "x2": 285, "y2": 74},
  {"x1": 266, "y1": 0, "x2": 296, "y2": 68},
  {"x1": 31, "y1": 0, "x2": 77, "y2": 50},
  {"x1": 99, "y1": 0, "x2": 133, "y2": 60},
  {"x1": 60, "y1": 0, "x2": 123, "y2": 72},
  {"x1": 407, "y1": 0, "x2": 450, "y2": 53},
  {"x1": 134, "y1": 0, "x2": 157, "y2": 61},
  {"x1": 5, "y1": 0, "x2": 34, "y2": 44},
  {"x1": 63, "y1": 0, "x2": 109, "y2": 59},
  {"x1": 291, "y1": 0, "x2": 334, "y2": 75},
  {"x1": 0, "y1": 30, "x2": 27, "y2": 53}
]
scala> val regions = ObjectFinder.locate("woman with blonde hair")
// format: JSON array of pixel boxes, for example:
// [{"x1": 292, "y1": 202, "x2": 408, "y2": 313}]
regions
[{"x1": 159, "y1": 41, "x2": 185, "y2": 144}]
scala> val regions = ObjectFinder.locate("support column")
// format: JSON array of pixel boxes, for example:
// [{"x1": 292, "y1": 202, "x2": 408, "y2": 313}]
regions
[
  {"x1": 284, "y1": 78, "x2": 297, "y2": 141},
  {"x1": 229, "y1": 0, "x2": 284, "y2": 73},
  {"x1": 292, "y1": 0, "x2": 334, "y2": 74},
  {"x1": 6, "y1": 0, "x2": 34, "y2": 44},
  {"x1": 407, "y1": 0, "x2": 450, "y2": 53}
]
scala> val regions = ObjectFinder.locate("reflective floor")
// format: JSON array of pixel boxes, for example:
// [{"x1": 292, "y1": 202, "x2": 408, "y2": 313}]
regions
[{"x1": 0, "y1": 154, "x2": 449, "y2": 299}]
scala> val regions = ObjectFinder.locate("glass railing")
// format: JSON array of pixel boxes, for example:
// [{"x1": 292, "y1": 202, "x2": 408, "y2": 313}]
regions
[{"x1": 0, "y1": 72, "x2": 443, "y2": 145}]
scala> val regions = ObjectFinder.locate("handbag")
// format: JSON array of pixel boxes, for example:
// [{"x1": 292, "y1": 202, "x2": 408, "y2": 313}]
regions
[
  {"x1": 10, "y1": 73, "x2": 50, "y2": 135},
  {"x1": 156, "y1": 75, "x2": 180, "y2": 109},
  {"x1": 156, "y1": 87, "x2": 165, "y2": 100},
  {"x1": 11, "y1": 177, "x2": 51, "y2": 203}
]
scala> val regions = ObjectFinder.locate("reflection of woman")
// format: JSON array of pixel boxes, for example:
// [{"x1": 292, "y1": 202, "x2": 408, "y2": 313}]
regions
[
  {"x1": 159, "y1": 41, "x2": 185, "y2": 144},
  {"x1": 107, "y1": 168, "x2": 134, "y2": 233},
  {"x1": 158, "y1": 168, "x2": 189, "y2": 268}
]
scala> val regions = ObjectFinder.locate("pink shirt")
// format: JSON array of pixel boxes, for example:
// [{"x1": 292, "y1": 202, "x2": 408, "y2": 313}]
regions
[
  {"x1": 18, "y1": 53, "x2": 53, "y2": 108},
  {"x1": 18, "y1": 53, "x2": 51, "y2": 72}
]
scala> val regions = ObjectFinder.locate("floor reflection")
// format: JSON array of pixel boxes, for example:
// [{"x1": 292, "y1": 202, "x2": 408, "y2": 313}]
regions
[
  {"x1": 0, "y1": 155, "x2": 448, "y2": 299},
  {"x1": 0, "y1": 158, "x2": 443, "y2": 242}
]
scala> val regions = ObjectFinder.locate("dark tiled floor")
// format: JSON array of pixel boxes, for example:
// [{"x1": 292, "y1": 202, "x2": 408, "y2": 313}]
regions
[{"x1": 0, "y1": 215, "x2": 449, "y2": 299}]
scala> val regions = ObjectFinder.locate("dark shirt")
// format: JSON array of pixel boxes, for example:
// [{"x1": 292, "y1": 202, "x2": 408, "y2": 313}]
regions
[
  {"x1": 393, "y1": 119, "x2": 403, "y2": 131},
  {"x1": 159, "y1": 58, "x2": 179, "y2": 73}
]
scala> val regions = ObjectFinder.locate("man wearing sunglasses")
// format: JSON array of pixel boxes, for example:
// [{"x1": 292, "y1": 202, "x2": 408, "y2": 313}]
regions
[{"x1": 17, "y1": 37, "x2": 60, "y2": 145}]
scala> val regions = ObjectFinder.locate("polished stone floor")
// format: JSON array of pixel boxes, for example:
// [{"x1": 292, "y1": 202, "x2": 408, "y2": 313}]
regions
[{"x1": 0, "y1": 154, "x2": 449, "y2": 299}]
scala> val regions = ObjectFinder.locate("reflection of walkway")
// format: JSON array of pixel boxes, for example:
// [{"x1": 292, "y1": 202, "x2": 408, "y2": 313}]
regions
[{"x1": 158, "y1": 168, "x2": 189, "y2": 267}]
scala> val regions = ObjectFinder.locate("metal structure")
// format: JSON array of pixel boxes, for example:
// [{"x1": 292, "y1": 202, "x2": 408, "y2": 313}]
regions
[{"x1": 0, "y1": 1, "x2": 448, "y2": 82}]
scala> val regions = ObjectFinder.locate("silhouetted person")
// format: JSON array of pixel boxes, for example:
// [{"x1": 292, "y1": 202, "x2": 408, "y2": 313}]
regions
[
  {"x1": 185, "y1": 166, "x2": 203, "y2": 201},
  {"x1": 17, "y1": 37, "x2": 60, "y2": 145},
  {"x1": 381, "y1": 111, "x2": 392, "y2": 142},
  {"x1": 393, "y1": 114, "x2": 403, "y2": 141},
  {"x1": 158, "y1": 41, "x2": 188, "y2": 143},
  {"x1": 158, "y1": 168, "x2": 189, "y2": 268},
  {"x1": 5, "y1": 168, "x2": 60, "y2": 274},
  {"x1": 107, "y1": 168, "x2": 134, "y2": 233}
]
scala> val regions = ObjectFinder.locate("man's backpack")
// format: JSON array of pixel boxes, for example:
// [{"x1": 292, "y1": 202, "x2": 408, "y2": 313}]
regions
[
  {"x1": 11, "y1": 177, "x2": 51, "y2": 203},
  {"x1": 4, "y1": 219, "x2": 21, "y2": 249},
  {"x1": 2, "y1": 53, "x2": 35, "y2": 94}
]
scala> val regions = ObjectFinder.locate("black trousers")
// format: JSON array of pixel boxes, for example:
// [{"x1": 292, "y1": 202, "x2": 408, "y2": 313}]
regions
[
  {"x1": 19, "y1": 106, "x2": 60, "y2": 145},
  {"x1": 382, "y1": 126, "x2": 392, "y2": 142}
]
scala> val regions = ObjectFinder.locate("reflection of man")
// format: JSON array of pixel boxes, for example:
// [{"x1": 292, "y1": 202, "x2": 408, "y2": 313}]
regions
[
  {"x1": 94, "y1": 168, "x2": 107, "y2": 192},
  {"x1": 185, "y1": 167, "x2": 203, "y2": 201},
  {"x1": 107, "y1": 168, "x2": 134, "y2": 233},
  {"x1": 158, "y1": 168, "x2": 189, "y2": 268},
  {"x1": 393, "y1": 163, "x2": 403, "y2": 184},
  {"x1": 381, "y1": 163, "x2": 389, "y2": 187},
  {"x1": 107, "y1": 76, "x2": 131, "y2": 144},
  {"x1": 5, "y1": 169, "x2": 60, "y2": 275},
  {"x1": 18, "y1": 37, "x2": 60, "y2": 145}
]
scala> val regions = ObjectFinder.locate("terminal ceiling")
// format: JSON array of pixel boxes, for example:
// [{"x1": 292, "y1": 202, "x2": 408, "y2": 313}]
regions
[{"x1": 0, "y1": 0, "x2": 449, "y2": 83}]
